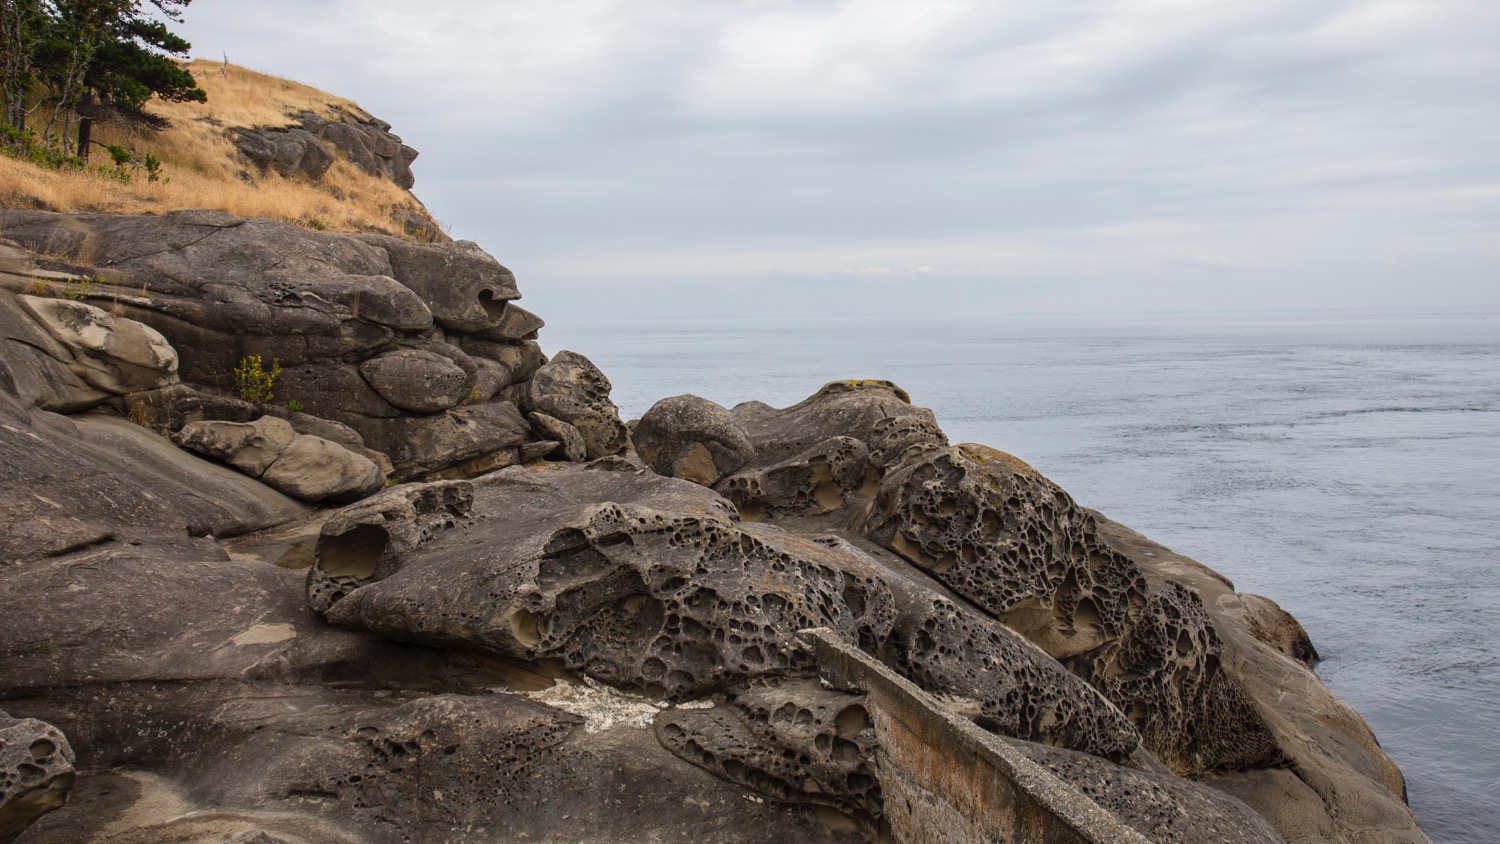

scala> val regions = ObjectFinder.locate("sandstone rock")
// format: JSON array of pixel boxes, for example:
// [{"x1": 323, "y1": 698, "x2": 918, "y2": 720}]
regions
[
  {"x1": 17, "y1": 295, "x2": 178, "y2": 395},
  {"x1": 635, "y1": 394, "x2": 754, "y2": 486},
  {"x1": 718, "y1": 436, "x2": 875, "y2": 520},
  {"x1": 655, "y1": 681, "x2": 882, "y2": 827},
  {"x1": 359, "y1": 349, "x2": 470, "y2": 413},
  {"x1": 731, "y1": 379, "x2": 932, "y2": 469},
  {"x1": 307, "y1": 480, "x2": 475, "y2": 615},
  {"x1": 528, "y1": 411, "x2": 586, "y2": 462},
  {"x1": 474, "y1": 302, "x2": 545, "y2": 342},
  {"x1": 0, "y1": 711, "x2": 75, "y2": 843},
  {"x1": 178, "y1": 416, "x2": 384, "y2": 503},
  {"x1": 261, "y1": 435, "x2": 386, "y2": 503},
  {"x1": 314, "y1": 465, "x2": 1138, "y2": 765},
  {"x1": 358, "y1": 235, "x2": 518, "y2": 333},
  {"x1": 234, "y1": 126, "x2": 336, "y2": 179},
  {"x1": 526, "y1": 350, "x2": 628, "y2": 459},
  {"x1": 862, "y1": 442, "x2": 1280, "y2": 776}
]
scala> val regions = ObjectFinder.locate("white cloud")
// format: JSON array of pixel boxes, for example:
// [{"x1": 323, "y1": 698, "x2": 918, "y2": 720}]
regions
[{"x1": 178, "y1": 0, "x2": 1500, "y2": 319}]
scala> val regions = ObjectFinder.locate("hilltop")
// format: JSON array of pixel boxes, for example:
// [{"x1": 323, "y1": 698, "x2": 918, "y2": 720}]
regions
[{"x1": 0, "y1": 61, "x2": 443, "y2": 240}]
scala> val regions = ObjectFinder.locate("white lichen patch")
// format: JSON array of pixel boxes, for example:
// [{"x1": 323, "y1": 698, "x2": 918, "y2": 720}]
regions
[
  {"x1": 229, "y1": 622, "x2": 297, "y2": 645},
  {"x1": 517, "y1": 676, "x2": 713, "y2": 733}
]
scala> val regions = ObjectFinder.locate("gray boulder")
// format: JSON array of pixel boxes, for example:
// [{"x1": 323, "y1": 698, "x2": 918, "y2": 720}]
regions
[
  {"x1": 359, "y1": 349, "x2": 471, "y2": 413},
  {"x1": 635, "y1": 394, "x2": 754, "y2": 486},
  {"x1": 526, "y1": 350, "x2": 628, "y2": 459}
]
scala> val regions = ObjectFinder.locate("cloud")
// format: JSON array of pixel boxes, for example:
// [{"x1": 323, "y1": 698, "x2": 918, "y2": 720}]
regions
[{"x1": 178, "y1": 1, "x2": 1500, "y2": 318}]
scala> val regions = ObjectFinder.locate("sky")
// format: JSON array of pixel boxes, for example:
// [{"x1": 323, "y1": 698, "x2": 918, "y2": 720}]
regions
[{"x1": 179, "y1": 1, "x2": 1500, "y2": 320}]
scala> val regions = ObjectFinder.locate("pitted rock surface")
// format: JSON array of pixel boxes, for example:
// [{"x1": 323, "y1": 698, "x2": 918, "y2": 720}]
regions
[
  {"x1": 730, "y1": 380, "x2": 933, "y2": 469},
  {"x1": 322, "y1": 464, "x2": 894, "y2": 699},
  {"x1": 1014, "y1": 740, "x2": 1286, "y2": 843},
  {"x1": 526, "y1": 350, "x2": 629, "y2": 459},
  {"x1": 307, "y1": 480, "x2": 475, "y2": 615},
  {"x1": 313, "y1": 465, "x2": 1138, "y2": 762},
  {"x1": 635, "y1": 394, "x2": 755, "y2": 486},
  {"x1": 0, "y1": 711, "x2": 75, "y2": 843},
  {"x1": 862, "y1": 441, "x2": 1280, "y2": 775},
  {"x1": 718, "y1": 436, "x2": 877, "y2": 521},
  {"x1": 656, "y1": 681, "x2": 881, "y2": 826}
]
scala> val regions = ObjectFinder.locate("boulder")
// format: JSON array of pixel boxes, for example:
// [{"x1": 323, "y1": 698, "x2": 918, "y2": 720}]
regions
[
  {"x1": 358, "y1": 349, "x2": 471, "y2": 413},
  {"x1": 730, "y1": 379, "x2": 932, "y2": 469},
  {"x1": 526, "y1": 350, "x2": 628, "y2": 459},
  {"x1": 17, "y1": 296, "x2": 178, "y2": 395},
  {"x1": 635, "y1": 394, "x2": 754, "y2": 486},
  {"x1": 0, "y1": 711, "x2": 75, "y2": 843},
  {"x1": 527, "y1": 411, "x2": 586, "y2": 462},
  {"x1": 178, "y1": 417, "x2": 385, "y2": 503}
]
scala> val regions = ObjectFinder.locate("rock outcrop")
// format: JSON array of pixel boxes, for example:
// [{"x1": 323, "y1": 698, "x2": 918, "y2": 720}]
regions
[
  {"x1": 0, "y1": 203, "x2": 1428, "y2": 842},
  {"x1": 235, "y1": 109, "x2": 420, "y2": 190}
]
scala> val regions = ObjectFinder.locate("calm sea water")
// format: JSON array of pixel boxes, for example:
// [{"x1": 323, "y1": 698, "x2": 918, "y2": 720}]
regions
[{"x1": 541, "y1": 311, "x2": 1500, "y2": 843}]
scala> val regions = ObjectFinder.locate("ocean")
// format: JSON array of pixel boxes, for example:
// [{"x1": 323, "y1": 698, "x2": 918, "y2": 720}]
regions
[{"x1": 541, "y1": 310, "x2": 1500, "y2": 843}]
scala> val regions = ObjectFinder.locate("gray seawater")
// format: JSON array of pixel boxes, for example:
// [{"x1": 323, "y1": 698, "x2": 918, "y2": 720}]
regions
[{"x1": 541, "y1": 310, "x2": 1500, "y2": 843}]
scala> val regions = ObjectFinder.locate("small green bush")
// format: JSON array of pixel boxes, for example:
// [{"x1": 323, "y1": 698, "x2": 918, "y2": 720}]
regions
[
  {"x1": 285, "y1": 398, "x2": 304, "y2": 412},
  {"x1": 234, "y1": 354, "x2": 282, "y2": 403}
]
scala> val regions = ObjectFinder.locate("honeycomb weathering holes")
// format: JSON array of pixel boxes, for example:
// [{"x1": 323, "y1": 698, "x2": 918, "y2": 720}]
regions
[{"x1": 317, "y1": 524, "x2": 390, "y2": 579}]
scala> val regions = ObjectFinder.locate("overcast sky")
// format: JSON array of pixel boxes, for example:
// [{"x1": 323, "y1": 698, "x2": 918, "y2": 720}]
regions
[{"x1": 180, "y1": 1, "x2": 1499, "y2": 320}]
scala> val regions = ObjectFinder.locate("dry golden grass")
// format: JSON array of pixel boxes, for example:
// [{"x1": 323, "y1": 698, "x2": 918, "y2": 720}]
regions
[{"x1": 0, "y1": 60, "x2": 442, "y2": 239}]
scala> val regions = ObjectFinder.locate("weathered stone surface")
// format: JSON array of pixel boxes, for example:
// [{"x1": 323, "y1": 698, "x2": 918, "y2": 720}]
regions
[
  {"x1": 731, "y1": 379, "x2": 932, "y2": 468},
  {"x1": 178, "y1": 416, "x2": 385, "y2": 503},
  {"x1": 528, "y1": 411, "x2": 586, "y2": 462},
  {"x1": 261, "y1": 435, "x2": 386, "y2": 503},
  {"x1": 307, "y1": 480, "x2": 475, "y2": 615},
  {"x1": 718, "y1": 436, "x2": 876, "y2": 520},
  {"x1": 1014, "y1": 740, "x2": 1285, "y2": 843},
  {"x1": 0, "y1": 211, "x2": 537, "y2": 478},
  {"x1": 314, "y1": 465, "x2": 1139, "y2": 765},
  {"x1": 354, "y1": 401, "x2": 532, "y2": 480},
  {"x1": 635, "y1": 394, "x2": 755, "y2": 486},
  {"x1": 474, "y1": 302, "x2": 545, "y2": 342},
  {"x1": 359, "y1": 349, "x2": 470, "y2": 413},
  {"x1": 0, "y1": 711, "x2": 74, "y2": 843},
  {"x1": 656, "y1": 681, "x2": 882, "y2": 829},
  {"x1": 178, "y1": 415, "x2": 299, "y2": 475},
  {"x1": 526, "y1": 350, "x2": 628, "y2": 459},
  {"x1": 17, "y1": 296, "x2": 178, "y2": 395},
  {"x1": 861, "y1": 441, "x2": 1280, "y2": 776},
  {"x1": 357, "y1": 235, "x2": 519, "y2": 333}
]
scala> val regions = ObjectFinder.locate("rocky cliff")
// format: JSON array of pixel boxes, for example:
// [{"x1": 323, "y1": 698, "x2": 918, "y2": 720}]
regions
[{"x1": 0, "y1": 104, "x2": 1429, "y2": 843}]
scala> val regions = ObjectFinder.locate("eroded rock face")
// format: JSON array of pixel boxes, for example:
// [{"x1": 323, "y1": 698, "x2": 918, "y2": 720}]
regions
[
  {"x1": 0, "y1": 210, "x2": 552, "y2": 479},
  {"x1": 656, "y1": 681, "x2": 882, "y2": 828},
  {"x1": 0, "y1": 711, "x2": 75, "y2": 843},
  {"x1": 635, "y1": 394, "x2": 755, "y2": 486},
  {"x1": 526, "y1": 351, "x2": 629, "y2": 459},
  {"x1": 862, "y1": 441, "x2": 1280, "y2": 775},
  {"x1": 16, "y1": 295, "x2": 178, "y2": 396},
  {"x1": 311, "y1": 464, "x2": 1140, "y2": 768},
  {"x1": 177, "y1": 416, "x2": 386, "y2": 503},
  {"x1": 235, "y1": 110, "x2": 420, "y2": 190}
]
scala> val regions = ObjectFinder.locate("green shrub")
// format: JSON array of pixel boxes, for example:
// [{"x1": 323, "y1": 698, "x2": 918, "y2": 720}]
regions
[{"x1": 234, "y1": 354, "x2": 282, "y2": 403}]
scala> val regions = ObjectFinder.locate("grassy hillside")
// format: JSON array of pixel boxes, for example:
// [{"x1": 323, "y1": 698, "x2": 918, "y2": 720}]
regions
[{"x1": 0, "y1": 60, "x2": 444, "y2": 239}]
